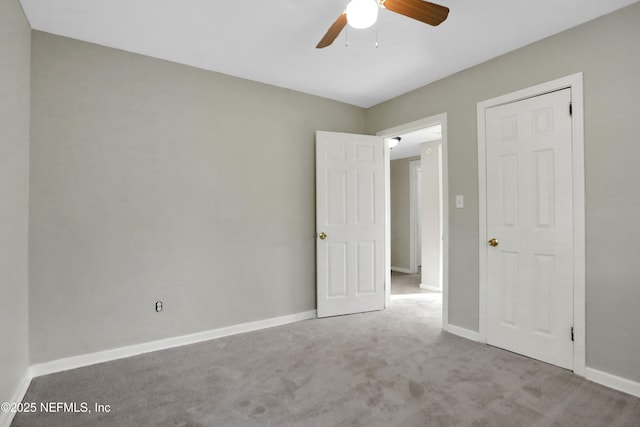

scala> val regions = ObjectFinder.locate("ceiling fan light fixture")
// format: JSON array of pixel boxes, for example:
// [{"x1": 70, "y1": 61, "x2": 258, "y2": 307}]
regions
[{"x1": 346, "y1": 0, "x2": 379, "y2": 29}]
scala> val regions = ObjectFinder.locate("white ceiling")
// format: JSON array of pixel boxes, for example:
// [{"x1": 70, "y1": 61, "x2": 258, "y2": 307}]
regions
[{"x1": 19, "y1": 0, "x2": 639, "y2": 108}]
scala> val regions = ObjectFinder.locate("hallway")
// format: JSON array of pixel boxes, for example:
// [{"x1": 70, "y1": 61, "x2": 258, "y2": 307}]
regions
[{"x1": 390, "y1": 271, "x2": 432, "y2": 295}]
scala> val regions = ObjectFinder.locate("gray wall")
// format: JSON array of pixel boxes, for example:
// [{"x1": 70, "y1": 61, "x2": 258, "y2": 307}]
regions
[
  {"x1": 15, "y1": 0, "x2": 640, "y2": 387},
  {"x1": 366, "y1": 3, "x2": 640, "y2": 382},
  {"x1": 29, "y1": 32, "x2": 366, "y2": 363},
  {"x1": 390, "y1": 157, "x2": 419, "y2": 270},
  {"x1": 420, "y1": 142, "x2": 441, "y2": 290},
  {"x1": 0, "y1": 0, "x2": 30, "y2": 406}
]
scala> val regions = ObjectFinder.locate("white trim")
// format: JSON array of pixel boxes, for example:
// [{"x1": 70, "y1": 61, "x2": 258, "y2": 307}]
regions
[
  {"x1": 477, "y1": 73, "x2": 586, "y2": 375},
  {"x1": 585, "y1": 368, "x2": 640, "y2": 399},
  {"x1": 442, "y1": 119, "x2": 449, "y2": 329},
  {"x1": 0, "y1": 373, "x2": 32, "y2": 427},
  {"x1": 443, "y1": 323, "x2": 482, "y2": 342},
  {"x1": 377, "y1": 113, "x2": 449, "y2": 328},
  {"x1": 570, "y1": 75, "x2": 586, "y2": 377},
  {"x1": 30, "y1": 310, "x2": 316, "y2": 378},
  {"x1": 391, "y1": 266, "x2": 414, "y2": 274},
  {"x1": 420, "y1": 284, "x2": 441, "y2": 292}
]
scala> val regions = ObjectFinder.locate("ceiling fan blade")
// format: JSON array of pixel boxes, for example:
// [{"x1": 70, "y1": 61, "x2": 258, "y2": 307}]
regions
[
  {"x1": 383, "y1": 0, "x2": 449, "y2": 26},
  {"x1": 316, "y1": 13, "x2": 348, "y2": 48}
]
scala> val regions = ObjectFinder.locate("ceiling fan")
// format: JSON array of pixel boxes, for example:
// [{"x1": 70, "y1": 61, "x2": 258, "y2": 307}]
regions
[{"x1": 316, "y1": 0, "x2": 449, "y2": 48}]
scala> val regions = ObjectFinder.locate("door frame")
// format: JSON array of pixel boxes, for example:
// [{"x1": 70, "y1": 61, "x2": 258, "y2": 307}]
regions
[
  {"x1": 377, "y1": 113, "x2": 449, "y2": 324},
  {"x1": 477, "y1": 73, "x2": 586, "y2": 376}
]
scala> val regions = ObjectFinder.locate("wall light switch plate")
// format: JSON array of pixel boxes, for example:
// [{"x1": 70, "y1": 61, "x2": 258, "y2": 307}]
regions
[{"x1": 456, "y1": 195, "x2": 464, "y2": 208}]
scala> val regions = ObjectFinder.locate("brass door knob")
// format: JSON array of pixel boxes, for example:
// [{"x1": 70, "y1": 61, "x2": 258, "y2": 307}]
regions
[
  {"x1": 488, "y1": 238, "x2": 499, "y2": 247},
  {"x1": 319, "y1": 232, "x2": 327, "y2": 240}
]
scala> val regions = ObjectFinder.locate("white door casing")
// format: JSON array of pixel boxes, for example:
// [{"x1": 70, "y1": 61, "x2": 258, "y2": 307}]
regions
[
  {"x1": 316, "y1": 131, "x2": 385, "y2": 318},
  {"x1": 484, "y1": 88, "x2": 574, "y2": 369}
]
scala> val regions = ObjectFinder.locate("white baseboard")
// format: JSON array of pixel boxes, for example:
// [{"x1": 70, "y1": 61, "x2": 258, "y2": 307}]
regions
[
  {"x1": 443, "y1": 323, "x2": 482, "y2": 342},
  {"x1": 585, "y1": 367, "x2": 640, "y2": 398},
  {"x1": 8, "y1": 309, "x2": 640, "y2": 422},
  {"x1": 420, "y1": 283, "x2": 441, "y2": 292},
  {"x1": 30, "y1": 310, "x2": 317, "y2": 378},
  {"x1": 0, "y1": 372, "x2": 32, "y2": 427},
  {"x1": 441, "y1": 325, "x2": 640, "y2": 398},
  {"x1": 391, "y1": 266, "x2": 414, "y2": 274},
  {"x1": 443, "y1": 325, "x2": 640, "y2": 399}
]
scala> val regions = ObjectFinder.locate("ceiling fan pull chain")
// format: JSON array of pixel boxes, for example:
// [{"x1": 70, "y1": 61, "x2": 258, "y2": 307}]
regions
[
  {"x1": 375, "y1": 21, "x2": 380, "y2": 48},
  {"x1": 345, "y1": 25, "x2": 350, "y2": 47}
]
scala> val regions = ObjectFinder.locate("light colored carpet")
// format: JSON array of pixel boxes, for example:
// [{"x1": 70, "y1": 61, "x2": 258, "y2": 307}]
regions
[
  {"x1": 390, "y1": 271, "x2": 431, "y2": 295},
  {"x1": 14, "y1": 294, "x2": 640, "y2": 426}
]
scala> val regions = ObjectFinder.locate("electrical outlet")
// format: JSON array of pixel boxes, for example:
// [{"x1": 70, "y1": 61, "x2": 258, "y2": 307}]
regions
[{"x1": 155, "y1": 301, "x2": 163, "y2": 312}]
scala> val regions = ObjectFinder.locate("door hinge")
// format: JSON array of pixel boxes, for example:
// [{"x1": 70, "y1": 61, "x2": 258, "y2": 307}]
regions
[
  {"x1": 571, "y1": 326, "x2": 574, "y2": 342},
  {"x1": 569, "y1": 102, "x2": 573, "y2": 116}
]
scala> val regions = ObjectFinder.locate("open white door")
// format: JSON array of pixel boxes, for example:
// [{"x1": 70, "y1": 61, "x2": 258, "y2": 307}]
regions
[{"x1": 316, "y1": 131, "x2": 385, "y2": 318}]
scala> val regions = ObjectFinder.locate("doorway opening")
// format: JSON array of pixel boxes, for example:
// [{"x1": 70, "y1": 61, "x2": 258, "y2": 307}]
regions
[{"x1": 377, "y1": 114, "x2": 449, "y2": 325}]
